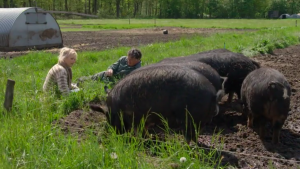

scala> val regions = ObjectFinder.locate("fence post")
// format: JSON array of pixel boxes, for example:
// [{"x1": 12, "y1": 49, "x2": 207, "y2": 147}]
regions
[
  {"x1": 296, "y1": 20, "x2": 297, "y2": 27},
  {"x1": 4, "y1": 79, "x2": 15, "y2": 111},
  {"x1": 129, "y1": 17, "x2": 130, "y2": 25}
]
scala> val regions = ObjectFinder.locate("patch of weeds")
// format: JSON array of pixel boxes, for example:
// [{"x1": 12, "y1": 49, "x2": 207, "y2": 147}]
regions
[
  {"x1": 252, "y1": 38, "x2": 275, "y2": 54},
  {"x1": 273, "y1": 39, "x2": 288, "y2": 49},
  {"x1": 59, "y1": 91, "x2": 85, "y2": 115}
]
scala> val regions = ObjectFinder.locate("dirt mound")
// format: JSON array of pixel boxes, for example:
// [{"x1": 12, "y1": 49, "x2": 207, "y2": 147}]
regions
[{"x1": 53, "y1": 109, "x2": 106, "y2": 140}]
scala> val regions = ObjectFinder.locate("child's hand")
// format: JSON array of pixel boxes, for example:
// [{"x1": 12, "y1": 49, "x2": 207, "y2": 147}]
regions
[{"x1": 71, "y1": 83, "x2": 79, "y2": 89}]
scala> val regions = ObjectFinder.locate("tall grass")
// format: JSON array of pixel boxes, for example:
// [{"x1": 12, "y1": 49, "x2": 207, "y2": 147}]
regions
[{"x1": 0, "y1": 26, "x2": 299, "y2": 168}]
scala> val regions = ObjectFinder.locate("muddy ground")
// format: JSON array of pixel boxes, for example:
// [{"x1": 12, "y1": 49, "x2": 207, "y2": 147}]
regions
[
  {"x1": 0, "y1": 27, "x2": 249, "y2": 58},
  {"x1": 210, "y1": 46, "x2": 300, "y2": 168},
  {"x1": 5, "y1": 27, "x2": 299, "y2": 168}
]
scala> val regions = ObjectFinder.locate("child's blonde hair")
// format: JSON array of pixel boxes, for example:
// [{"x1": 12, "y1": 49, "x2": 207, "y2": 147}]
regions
[{"x1": 58, "y1": 47, "x2": 77, "y2": 63}]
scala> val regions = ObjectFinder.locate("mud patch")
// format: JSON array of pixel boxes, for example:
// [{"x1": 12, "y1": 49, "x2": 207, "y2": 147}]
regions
[
  {"x1": 200, "y1": 45, "x2": 300, "y2": 168},
  {"x1": 53, "y1": 109, "x2": 107, "y2": 140},
  {"x1": 40, "y1": 28, "x2": 58, "y2": 41}
]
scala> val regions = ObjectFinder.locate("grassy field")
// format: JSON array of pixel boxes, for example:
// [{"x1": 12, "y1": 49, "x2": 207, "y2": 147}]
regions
[
  {"x1": 58, "y1": 18, "x2": 300, "y2": 31},
  {"x1": 1, "y1": 19, "x2": 300, "y2": 168}
]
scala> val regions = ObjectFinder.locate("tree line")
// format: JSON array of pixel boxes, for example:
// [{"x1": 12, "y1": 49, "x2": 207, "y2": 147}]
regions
[{"x1": 1, "y1": 0, "x2": 300, "y2": 19}]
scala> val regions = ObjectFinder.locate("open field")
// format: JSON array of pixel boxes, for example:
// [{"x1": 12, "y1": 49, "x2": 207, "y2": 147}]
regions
[
  {"x1": 57, "y1": 19, "x2": 300, "y2": 31},
  {"x1": 1, "y1": 19, "x2": 300, "y2": 168},
  {"x1": 1, "y1": 18, "x2": 299, "y2": 58},
  {"x1": 61, "y1": 27, "x2": 251, "y2": 53},
  {"x1": 0, "y1": 27, "x2": 252, "y2": 58}
]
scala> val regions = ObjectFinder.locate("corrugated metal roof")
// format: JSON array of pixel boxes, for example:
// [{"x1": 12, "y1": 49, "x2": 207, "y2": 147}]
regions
[
  {"x1": 0, "y1": 7, "x2": 63, "y2": 51},
  {"x1": 0, "y1": 8, "x2": 32, "y2": 47}
]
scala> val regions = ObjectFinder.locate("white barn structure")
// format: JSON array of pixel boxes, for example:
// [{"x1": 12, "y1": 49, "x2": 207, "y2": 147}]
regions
[{"x1": 0, "y1": 7, "x2": 63, "y2": 51}]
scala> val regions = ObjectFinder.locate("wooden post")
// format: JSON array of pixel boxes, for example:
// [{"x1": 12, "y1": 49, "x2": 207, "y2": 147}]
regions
[
  {"x1": 4, "y1": 79, "x2": 15, "y2": 111},
  {"x1": 129, "y1": 17, "x2": 130, "y2": 25},
  {"x1": 296, "y1": 20, "x2": 297, "y2": 27},
  {"x1": 154, "y1": 18, "x2": 156, "y2": 27}
]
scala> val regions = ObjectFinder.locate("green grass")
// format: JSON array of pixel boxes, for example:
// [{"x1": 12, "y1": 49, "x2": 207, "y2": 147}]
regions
[
  {"x1": 57, "y1": 18, "x2": 300, "y2": 32},
  {"x1": 0, "y1": 24, "x2": 300, "y2": 168},
  {"x1": 82, "y1": 23, "x2": 156, "y2": 29}
]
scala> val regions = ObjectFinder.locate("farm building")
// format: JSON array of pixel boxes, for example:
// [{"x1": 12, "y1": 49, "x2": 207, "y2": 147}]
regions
[
  {"x1": 0, "y1": 7, "x2": 63, "y2": 51},
  {"x1": 279, "y1": 13, "x2": 300, "y2": 19}
]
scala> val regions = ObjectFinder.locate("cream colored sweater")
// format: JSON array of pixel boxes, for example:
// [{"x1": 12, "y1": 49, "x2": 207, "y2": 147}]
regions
[{"x1": 43, "y1": 63, "x2": 73, "y2": 95}]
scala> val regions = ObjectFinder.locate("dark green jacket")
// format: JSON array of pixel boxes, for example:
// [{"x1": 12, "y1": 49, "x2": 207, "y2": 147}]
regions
[{"x1": 108, "y1": 56, "x2": 141, "y2": 77}]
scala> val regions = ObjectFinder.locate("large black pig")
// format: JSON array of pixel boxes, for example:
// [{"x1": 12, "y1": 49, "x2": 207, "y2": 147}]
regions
[
  {"x1": 159, "y1": 49, "x2": 260, "y2": 103},
  {"x1": 104, "y1": 64, "x2": 219, "y2": 144},
  {"x1": 241, "y1": 67, "x2": 291, "y2": 144},
  {"x1": 145, "y1": 61, "x2": 223, "y2": 94}
]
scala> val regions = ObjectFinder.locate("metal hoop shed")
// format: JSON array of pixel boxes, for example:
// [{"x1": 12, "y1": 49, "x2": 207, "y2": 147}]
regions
[{"x1": 0, "y1": 7, "x2": 63, "y2": 51}]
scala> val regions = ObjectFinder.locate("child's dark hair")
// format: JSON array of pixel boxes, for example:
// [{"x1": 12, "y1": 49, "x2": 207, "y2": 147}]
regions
[{"x1": 128, "y1": 48, "x2": 142, "y2": 60}]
